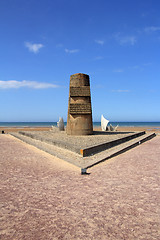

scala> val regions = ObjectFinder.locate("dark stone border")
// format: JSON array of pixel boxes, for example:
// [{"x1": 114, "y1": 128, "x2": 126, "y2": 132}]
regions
[{"x1": 80, "y1": 131, "x2": 146, "y2": 157}]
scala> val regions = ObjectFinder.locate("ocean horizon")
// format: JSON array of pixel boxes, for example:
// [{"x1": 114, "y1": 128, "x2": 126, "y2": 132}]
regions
[{"x1": 0, "y1": 121, "x2": 160, "y2": 128}]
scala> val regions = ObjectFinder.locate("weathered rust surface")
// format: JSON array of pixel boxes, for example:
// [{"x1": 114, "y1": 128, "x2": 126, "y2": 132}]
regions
[{"x1": 67, "y1": 73, "x2": 93, "y2": 135}]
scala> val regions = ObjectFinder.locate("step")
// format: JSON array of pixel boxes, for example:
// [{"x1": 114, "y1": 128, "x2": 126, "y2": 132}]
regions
[
  {"x1": 83, "y1": 132, "x2": 156, "y2": 169},
  {"x1": 80, "y1": 131, "x2": 146, "y2": 157},
  {"x1": 10, "y1": 132, "x2": 84, "y2": 168},
  {"x1": 10, "y1": 132, "x2": 156, "y2": 171}
]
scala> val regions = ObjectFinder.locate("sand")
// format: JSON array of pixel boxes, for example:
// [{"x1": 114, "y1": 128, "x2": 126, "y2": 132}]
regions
[
  {"x1": 0, "y1": 127, "x2": 51, "y2": 133},
  {"x1": 0, "y1": 125, "x2": 160, "y2": 134}
]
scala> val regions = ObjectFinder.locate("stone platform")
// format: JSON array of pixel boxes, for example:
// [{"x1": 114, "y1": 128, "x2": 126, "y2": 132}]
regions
[
  {"x1": 12, "y1": 129, "x2": 142, "y2": 155},
  {"x1": 10, "y1": 128, "x2": 156, "y2": 169}
]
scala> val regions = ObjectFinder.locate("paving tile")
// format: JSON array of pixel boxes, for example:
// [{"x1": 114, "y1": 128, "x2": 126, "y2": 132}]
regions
[{"x1": 0, "y1": 135, "x2": 160, "y2": 240}]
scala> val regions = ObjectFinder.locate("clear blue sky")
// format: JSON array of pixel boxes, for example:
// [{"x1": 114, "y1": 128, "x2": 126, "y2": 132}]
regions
[{"x1": 0, "y1": 0, "x2": 160, "y2": 122}]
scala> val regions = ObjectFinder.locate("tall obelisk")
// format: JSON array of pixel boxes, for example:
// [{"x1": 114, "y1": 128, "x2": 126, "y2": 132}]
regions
[{"x1": 67, "y1": 73, "x2": 93, "y2": 135}]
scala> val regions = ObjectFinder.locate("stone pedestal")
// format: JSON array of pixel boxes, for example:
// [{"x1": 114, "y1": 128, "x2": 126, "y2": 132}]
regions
[{"x1": 67, "y1": 73, "x2": 93, "y2": 135}]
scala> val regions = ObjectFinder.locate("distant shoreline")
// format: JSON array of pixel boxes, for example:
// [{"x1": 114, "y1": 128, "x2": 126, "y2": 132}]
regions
[
  {"x1": 0, "y1": 121, "x2": 160, "y2": 128},
  {"x1": 0, "y1": 126, "x2": 160, "y2": 134},
  {"x1": 1, "y1": 121, "x2": 160, "y2": 135}
]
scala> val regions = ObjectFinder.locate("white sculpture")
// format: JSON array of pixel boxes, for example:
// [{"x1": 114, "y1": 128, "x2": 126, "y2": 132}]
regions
[
  {"x1": 109, "y1": 124, "x2": 119, "y2": 131},
  {"x1": 101, "y1": 115, "x2": 118, "y2": 131},
  {"x1": 57, "y1": 117, "x2": 64, "y2": 131},
  {"x1": 114, "y1": 125, "x2": 119, "y2": 131},
  {"x1": 101, "y1": 115, "x2": 109, "y2": 131}
]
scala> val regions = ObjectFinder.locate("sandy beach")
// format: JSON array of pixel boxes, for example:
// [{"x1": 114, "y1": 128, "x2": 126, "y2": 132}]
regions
[
  {"x1": 0, "y1": 125, "x2": 160, "y2": 134},
  {"x1": 0, "y1": 127, "x2": 51, "y2": 133}
]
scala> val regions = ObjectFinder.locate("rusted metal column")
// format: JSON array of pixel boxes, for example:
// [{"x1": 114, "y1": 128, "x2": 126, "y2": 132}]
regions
[{"x1": 67, "y1": 73, "x2": 93, "y2": 135}]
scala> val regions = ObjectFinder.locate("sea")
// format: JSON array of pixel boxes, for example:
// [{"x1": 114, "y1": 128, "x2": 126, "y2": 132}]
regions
[{"x1": 0, "y1": 122, "x2": 160, "y2": 128}]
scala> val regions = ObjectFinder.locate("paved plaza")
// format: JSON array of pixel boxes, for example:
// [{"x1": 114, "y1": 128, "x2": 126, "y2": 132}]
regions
[{"x1": 0, "y1": 134, "x2": 160, "y2": 240}]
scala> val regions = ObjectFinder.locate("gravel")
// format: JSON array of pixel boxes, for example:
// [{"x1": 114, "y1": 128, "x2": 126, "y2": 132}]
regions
[{"x1": 15, "y1": 128, "x2": 134, "y2": 154}]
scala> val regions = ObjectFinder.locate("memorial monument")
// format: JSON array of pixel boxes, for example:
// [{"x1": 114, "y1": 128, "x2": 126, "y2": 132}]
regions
[{"x1": 67, "y1": 73, "x2": 93, "y2": 135}]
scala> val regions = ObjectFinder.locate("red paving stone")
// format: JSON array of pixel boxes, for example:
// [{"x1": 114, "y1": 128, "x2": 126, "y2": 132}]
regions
[{"x1": 0, "y1": 134, "x2": 160, "y2": 240}]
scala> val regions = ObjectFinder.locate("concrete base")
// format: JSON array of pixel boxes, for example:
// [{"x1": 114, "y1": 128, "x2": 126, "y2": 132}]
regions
[
  {"x1": 67, "y1": 115, "x2": 93, "y2": 135},
  {"x1": 10, "y1": 131, "x2": 156, "y2": 170}
]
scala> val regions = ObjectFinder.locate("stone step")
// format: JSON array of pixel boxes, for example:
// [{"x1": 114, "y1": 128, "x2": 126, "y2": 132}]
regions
[
  {"x1": 80, "y1": 131, "x2": 146, "y2": 157},
  {"x1": 10, "y1": 132, "x2": 156, "y2": 170},
  {"x1": 83, "y1": 132, "x2": 156, "y2": 169},
  {"x1": 10, "y1": 132, "x2": 85, "y2": 168}
]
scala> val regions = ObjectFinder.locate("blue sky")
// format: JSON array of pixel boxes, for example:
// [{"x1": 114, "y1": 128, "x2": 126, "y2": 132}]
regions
[{"x1": 0, "y1": 0, "x2": 160, "y2": 122}]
